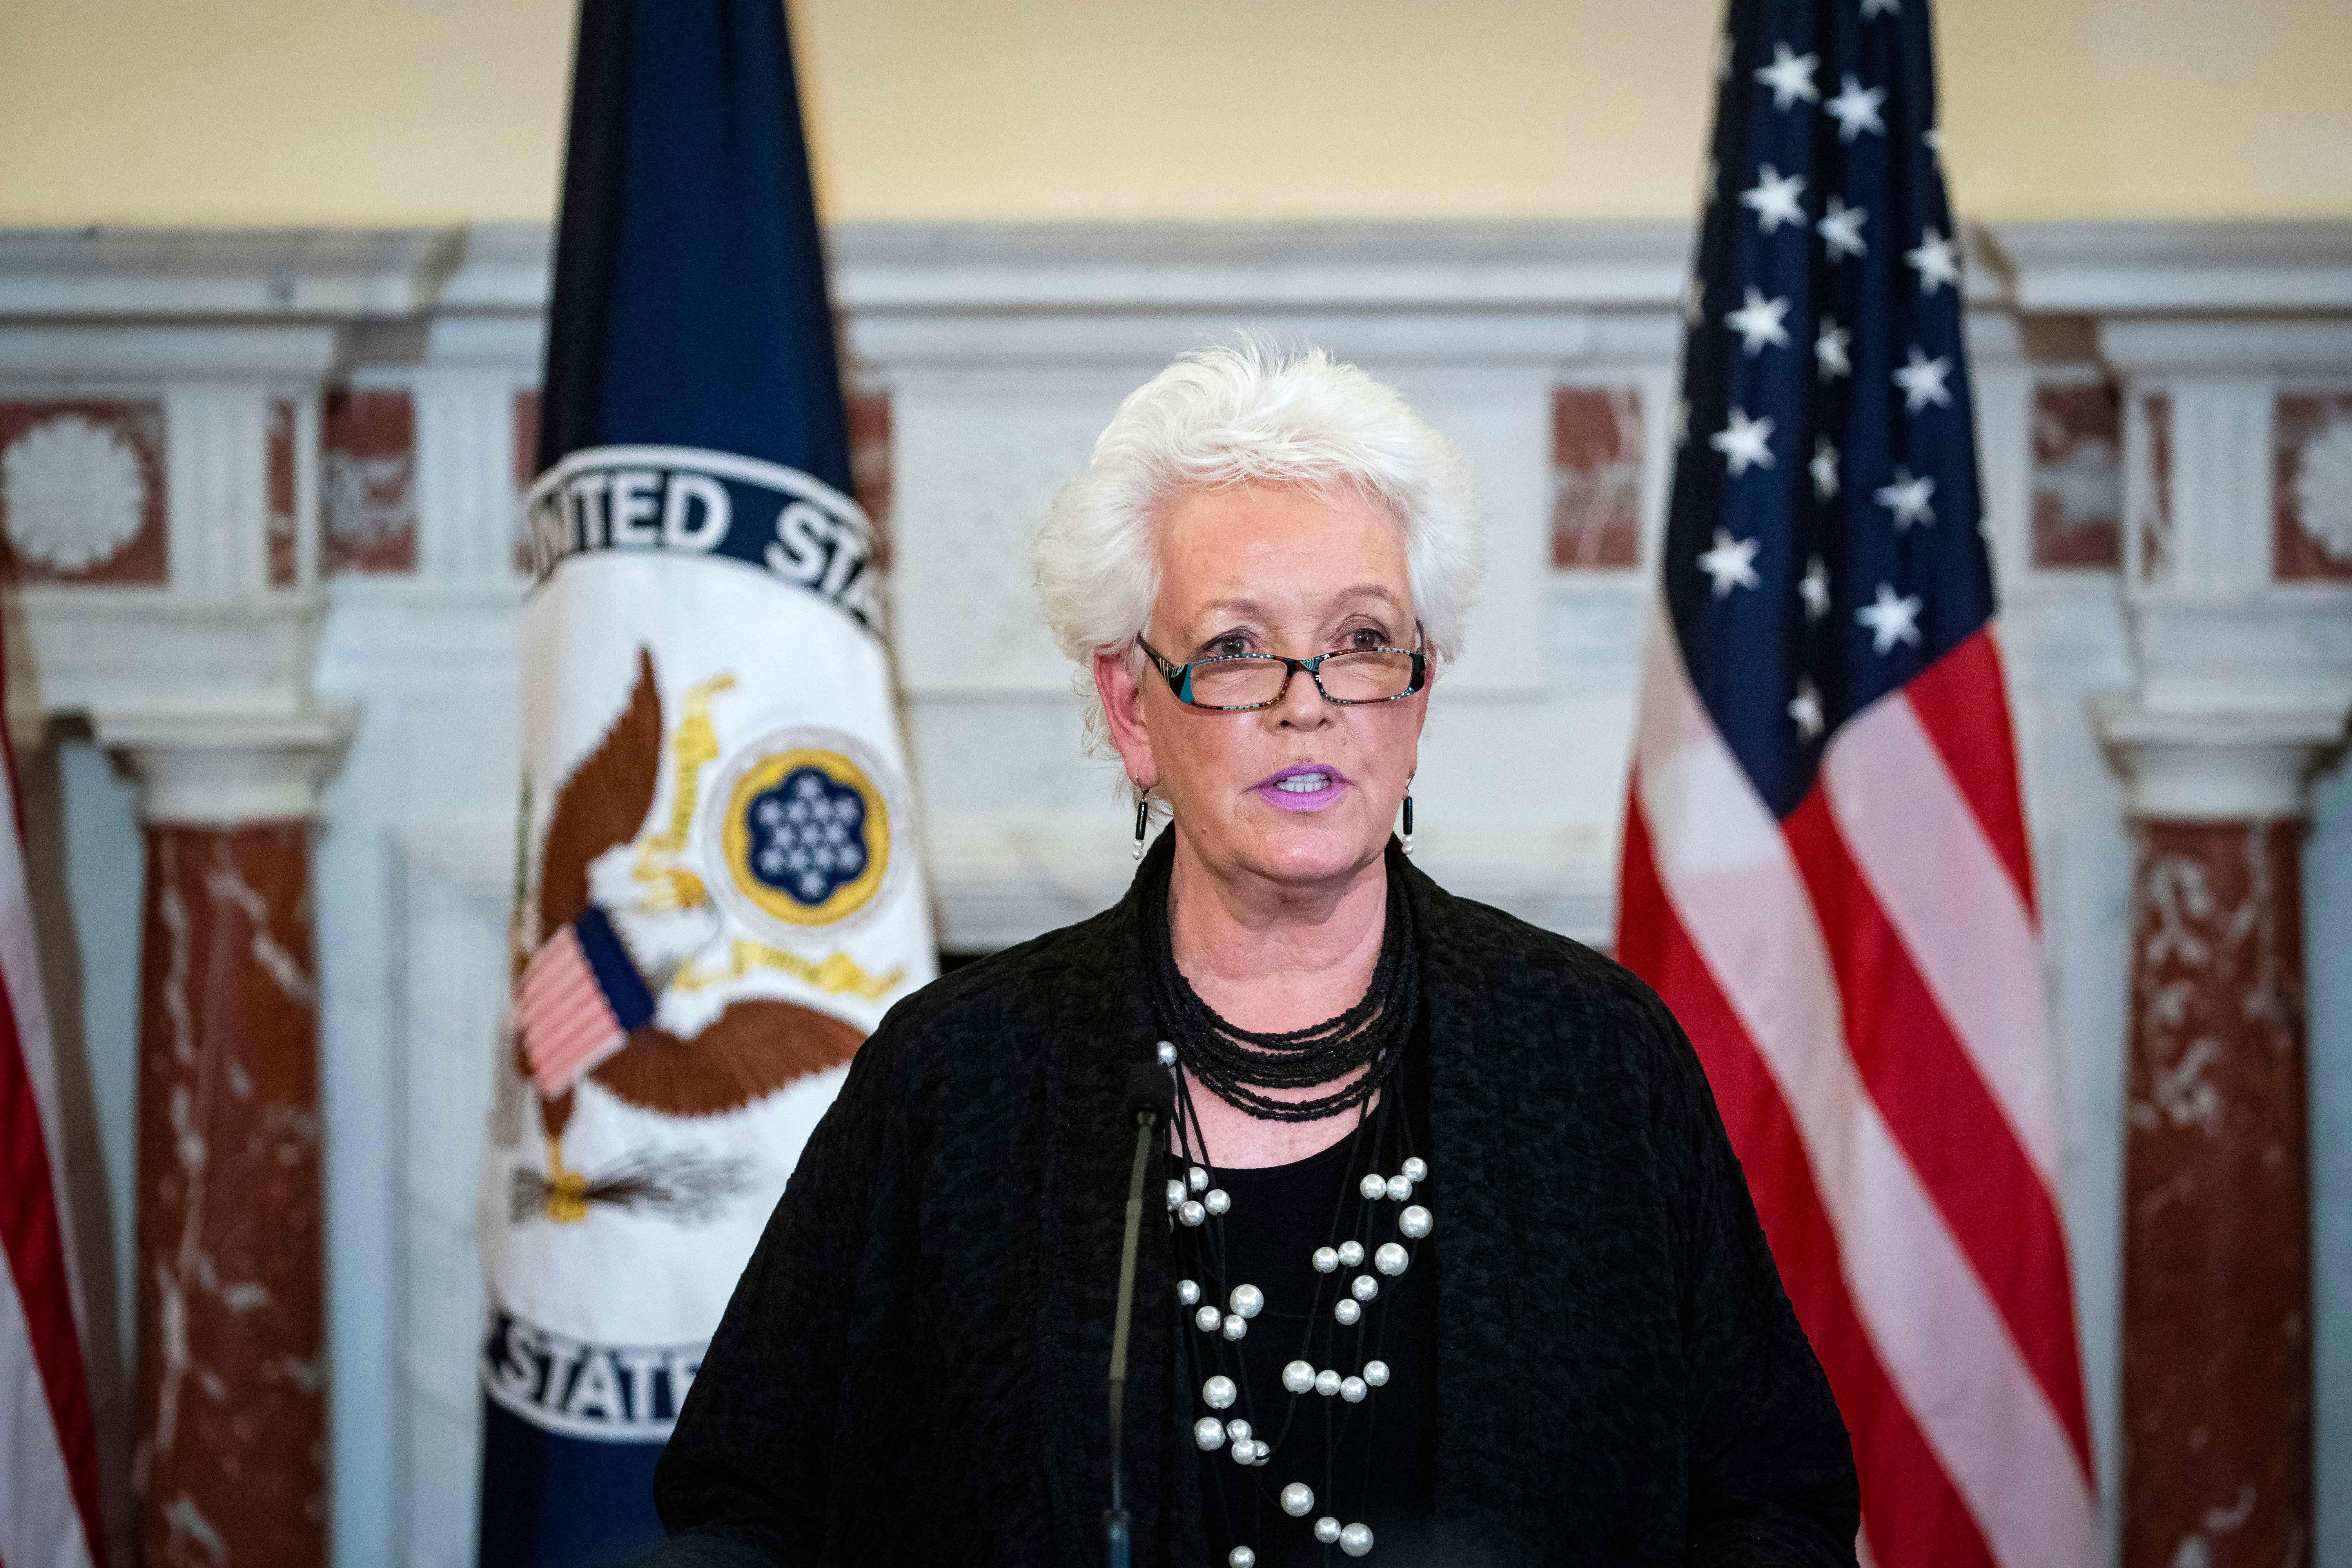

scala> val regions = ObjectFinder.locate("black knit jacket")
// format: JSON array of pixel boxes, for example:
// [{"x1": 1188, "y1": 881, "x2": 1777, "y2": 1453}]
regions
[{"x1": 647, "y1": 836, "x2": 1860, "y2": 1566}]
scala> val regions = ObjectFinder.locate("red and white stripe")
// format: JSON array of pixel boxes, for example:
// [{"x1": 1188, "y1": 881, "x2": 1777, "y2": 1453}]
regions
[
  {"x1": 518, "y1": 924, "x2": 629, "y2": 1098},
  {"x1": 0, "y1": 692, "x2": 103, "y2": 1568},
  {"x1": 1618, "y1": 610, "x2": 2096, "y2": 1568}
]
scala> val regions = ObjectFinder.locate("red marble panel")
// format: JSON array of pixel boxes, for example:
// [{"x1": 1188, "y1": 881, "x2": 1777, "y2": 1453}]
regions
[
  {"x1": 848, "y1": 385, "x2": 892, "y2": 568},
  {"x1": 133, "y1": 824, "x2": 325, "y2": 1568},
  {"x1": 266, "y1": 398, "x2": 299, "y2": 588},
  {"x1": 0, "y1": 400, "x2": 169, "y2": 585},
  {"x1": 2274, "y1": 391, "x2": 2352, "y2": 581},
  {"x1": 2030, "y1": 381, "x2": 2122, "y2": 568},
  {"x1": 2140, "y1": 392, "x2": 2174, "y2": 582},
  {"x1": 1550, "y1": 385, "x2": 1642, "y2": 569},
  {"x1": 322, "y1": 387, "x2": 416, "y2": 575},
  {"x1": 2121, "y1": 820, "x2": 2310, "y2": 1568},
  {"x1": 512, "y1": 387, "x2": 541, "y2": 575}
]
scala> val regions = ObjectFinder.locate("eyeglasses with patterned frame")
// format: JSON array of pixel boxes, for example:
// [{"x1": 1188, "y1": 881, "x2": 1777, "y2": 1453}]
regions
[{"x1": 1132, "y1": 626, "x2": 1428, "y2": 711}]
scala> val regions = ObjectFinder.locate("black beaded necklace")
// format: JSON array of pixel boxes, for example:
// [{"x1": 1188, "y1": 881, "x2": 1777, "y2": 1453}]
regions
[{"x1": 1140, "y1": 847, "x2": 1417, "y2": 1123}]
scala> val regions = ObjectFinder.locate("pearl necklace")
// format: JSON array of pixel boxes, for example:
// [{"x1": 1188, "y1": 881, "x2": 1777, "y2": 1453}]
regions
[{"x1": 1161, "y1": 1040, "x2": 1434, "y2": 1565}]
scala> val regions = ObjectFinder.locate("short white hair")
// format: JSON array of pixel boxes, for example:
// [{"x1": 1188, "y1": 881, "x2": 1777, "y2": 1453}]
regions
[{"x1": 1030, "y1": 337, "x2": 1485, "y2": 766}]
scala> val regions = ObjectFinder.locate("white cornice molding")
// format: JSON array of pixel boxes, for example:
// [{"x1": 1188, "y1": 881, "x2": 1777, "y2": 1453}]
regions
[
  {"x1": 41, "y1": 217, "x2": 2352, "y2": 333},
  {"x1": 434, "y1": 221, "x2": 554, "y2": 312},
  {"x1": 0, "y1": 322, "x2": 342, "y2": 381},
  {"x1": 2098, "y1": 317, "x2": 2352, "y2": 377},
  {"x1": 1989, "y1": 220, "x2": 2352, "y2": 315},
  {"x1": 829, "y1": 218, "x2": 1699, "y2": 312},
  {"x1": 0, "y1": 227, "x2": 463, "y2": 319}
]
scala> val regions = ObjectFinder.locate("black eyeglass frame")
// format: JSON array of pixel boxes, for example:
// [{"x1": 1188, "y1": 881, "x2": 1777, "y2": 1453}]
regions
[{"x1": 1133, "y1": 626, "x2": 1429, "y2": 712}]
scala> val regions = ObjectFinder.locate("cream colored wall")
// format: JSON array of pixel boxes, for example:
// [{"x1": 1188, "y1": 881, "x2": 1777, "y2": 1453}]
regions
[{"x1": 1, "y1": 0, "x2": 2347, "y2": 229}]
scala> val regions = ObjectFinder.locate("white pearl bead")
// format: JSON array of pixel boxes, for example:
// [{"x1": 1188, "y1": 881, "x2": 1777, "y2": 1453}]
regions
[
  {"x1": 1221, "y1": 1313, "x2": 1247, "y2": 1341},
  {"x1": 1385, "y1": 1174, "x2": 1412, "y2": 1202},
  {"x1": 1158, "y1": 1041, "x2": 1178, "y2": 1066},
  {"x1": 1196, "y1": 1304, "x2": 1222, "y2": 1332},
  {"x1": 1359, "y1": 1172, "x2": 1387, "y2": 1200},
  {"x1": 1194, "y1": 1416, "x2": 1225, "y2": 1450},
  {"x1": 1229, "y1": 1283, "x2": 1263, "y2": 1319},
  {"x1": 1229, "y1": 1550, "x2": 1256, "y2": 1568},
  {"x1": 1180, "y1": 1200, "x2": 1205, "y2": 1227},
  {"x1": 1363, "y1": 1359, "x2": 1390, "y2": 1387},
  {"x1": 1204, "y1": 1188, "x2": 1231, "y2": 1216},
  {"x1": 1374, "y1": 1242, "x2": 1409, "y2": 1277},
  {"x1": 1178, "y1": 1278, "x2": 1200, "y2": 1305},
  {"x1": 1399, "y1": 1204, "x2": 1432, "y2": 1239},
  {"x1": 1314, "y1": 1368, "x2": 1341, "y2": 1397},
  {"x1": 1351, "y1": 1274, "x2": 1379, "y2": 1302},
  {"x1": 1203, "y1": 1375, "x2": 1236, "y2": 1410},
  {"x1": 1282, "y1": 1359, "x2": 1316, "y2": 1394},
  {"x1": 1338, "y1": 1240, "x2": 1365, "y2": 1267},
  {"x1": 1314, "y1": 1517, "x2": 1341, "y2": 1544},
  {"x1": 1226, "y1": 1418, "x2": 1251, "y2": 1442},
  {"x1": 1310, "y1": 1246, "x2": 1339, "y2": 1274},
  {"x1": 1280, "y1": 1482, "x2": 1315, "y2": 1517},
  {"x1": 1341, "y1": 1376, "x2": 1367, "y2": 1403},
  {"x1": 1167, "y1": 1178, "x2": 1185, "y2": 1210},
  {"x1": 1189, "y1": 1165, "x2": 1209, "y2": 1193},
  {"x1": 1340, "y1": 1521, "x2": 1374, "y2": 1557},
  {"x1": 1402, "y1": 1156, "x2": 1427, "y2": 1183},
  {"x1": 1334, "y1": 1298, "x2": 1361, "y2": 1326}
]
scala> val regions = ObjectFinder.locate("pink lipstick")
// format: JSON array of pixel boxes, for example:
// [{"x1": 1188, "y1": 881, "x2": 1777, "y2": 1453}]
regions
[{"x1": 1250, "y1": 762, "x2": 1350, "y2": 812}]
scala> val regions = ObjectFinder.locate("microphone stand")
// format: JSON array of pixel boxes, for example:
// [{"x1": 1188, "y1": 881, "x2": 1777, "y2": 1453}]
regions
[{"x1": 1105, "y1": 1098, "x2": 1158, "y2": 1568}]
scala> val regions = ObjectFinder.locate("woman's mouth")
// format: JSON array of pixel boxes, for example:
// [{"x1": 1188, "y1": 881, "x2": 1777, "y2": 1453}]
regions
[{"x1": 1251, "y1": 764, "x2": 1348, "y2": 812}]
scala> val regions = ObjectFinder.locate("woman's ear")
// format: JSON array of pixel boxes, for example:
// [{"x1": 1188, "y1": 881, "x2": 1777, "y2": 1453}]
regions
[{"x1": 1094, "y1": 648, "x2": 1157, "y2": 793}]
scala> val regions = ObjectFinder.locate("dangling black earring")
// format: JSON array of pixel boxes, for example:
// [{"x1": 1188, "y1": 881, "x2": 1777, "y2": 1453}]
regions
[
  {"x1": 1401, "y1": 782, "x2": 1415, "y2": 857},
  {"x1": 1133, "y1": 793, "x2": 1151, "y2": 862}
]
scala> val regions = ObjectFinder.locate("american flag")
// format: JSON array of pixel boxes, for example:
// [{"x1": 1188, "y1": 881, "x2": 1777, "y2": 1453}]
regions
[
  {"x1": 0, "y1": 646, "x2": 103, "y2": 1566},
  {"x1": 1615, "y1": 4, "x2": 2097, "y2": 1566},
  {"x1": 518, "y1": 907, "x2": 657, "y2": 1098}
]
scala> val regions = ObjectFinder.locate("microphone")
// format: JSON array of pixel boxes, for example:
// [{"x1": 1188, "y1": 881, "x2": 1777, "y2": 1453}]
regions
[{"x1": 1106, "y1": 1058, "x2": 1175, "y2": 1568}]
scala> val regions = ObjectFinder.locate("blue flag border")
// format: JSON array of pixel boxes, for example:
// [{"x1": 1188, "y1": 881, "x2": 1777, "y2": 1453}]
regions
[{"x1": 522, "y1": 443, "x2": 882, "y2": 635}]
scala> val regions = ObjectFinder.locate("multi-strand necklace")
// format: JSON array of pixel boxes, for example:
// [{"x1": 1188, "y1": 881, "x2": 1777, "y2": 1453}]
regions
[
  {"x1": 1145, "y1": 857, "x2": 1433, "y2": 1564},
  {"x1": 1140, "y1": 851, "x2": 1417, "y2": 1122}
]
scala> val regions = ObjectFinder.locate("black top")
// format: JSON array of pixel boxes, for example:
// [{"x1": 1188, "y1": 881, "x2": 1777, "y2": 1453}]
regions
[
  {"x1": 1187, "y1": 1107, "x2": 1438, "y2": 1567},
  {"x1": 644, "y1": 835, "x2": 1860, "y2": 1567}
]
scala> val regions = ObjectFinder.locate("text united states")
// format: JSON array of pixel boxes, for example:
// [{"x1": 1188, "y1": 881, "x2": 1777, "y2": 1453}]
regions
[{"x1": 523, "y1": 444, "x2": 882, "y2": 632}]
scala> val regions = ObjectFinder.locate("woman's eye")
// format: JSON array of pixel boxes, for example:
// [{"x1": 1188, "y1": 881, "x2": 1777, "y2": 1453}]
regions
[
  {"x1": 1347, "y1": 627, "x2": 1386, "y2": 651},
  {"x1": 1208, "y1": 635, "x2": 1249, "y2": 658}
]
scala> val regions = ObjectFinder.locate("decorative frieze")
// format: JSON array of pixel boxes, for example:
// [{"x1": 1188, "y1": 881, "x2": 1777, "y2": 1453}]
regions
[
  {"x1": 512, "y1": 388, "x2": 541, "y2": 575},
  {"x1": 0, "y1": 399, "x2": 169, "y2": 584},
  {"x1": 2029, "y1": 377, "x2": 2123, "y2": 570},
  {"x1": 847, "y1": 384, "x2": 893, "y2": 564},
  {"x1": 2274, "y1": 391, "x2": 2352, "y2": 582},
  {"x1": 322, "y1": 388, "x2": 417, "y2": 575},
  {"x1": 1548, "y1": 384, "x2": 1643, "y2": 570}
]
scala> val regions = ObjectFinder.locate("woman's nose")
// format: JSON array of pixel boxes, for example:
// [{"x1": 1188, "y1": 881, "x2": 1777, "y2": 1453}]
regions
[{"x1": 1273, "y1": 664, "x2": 1333, "y2": 728}]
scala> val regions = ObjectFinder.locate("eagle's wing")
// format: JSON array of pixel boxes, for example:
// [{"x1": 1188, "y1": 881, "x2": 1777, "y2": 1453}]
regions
[
  {"x1": 538, "y1": 646, "x2": 664, "y2": 941},
  {"x1": 592, "y1": 1000, "x2": 864, "y2": 1117}
]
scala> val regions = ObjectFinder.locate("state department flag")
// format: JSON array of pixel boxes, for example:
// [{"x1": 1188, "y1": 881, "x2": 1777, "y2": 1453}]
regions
[
  {"x1": 477, "y1": 4, "x2": 937, "y2": 1562},
  {"x1": 1614, "y1": 3, "x2": 2097, "y2": 1567}
]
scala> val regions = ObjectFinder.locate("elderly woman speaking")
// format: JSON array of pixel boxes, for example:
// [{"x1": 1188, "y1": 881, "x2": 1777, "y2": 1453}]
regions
[{"x1": 650, "y1": 343, "x2": 1859, "y2": 1566}]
